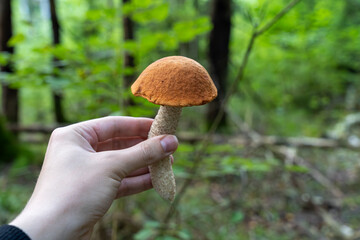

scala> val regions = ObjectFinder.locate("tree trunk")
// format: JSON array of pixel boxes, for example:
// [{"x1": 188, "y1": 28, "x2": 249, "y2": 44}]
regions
[
  {"x1": 0, "y1": 0, "x2": 19, "y2": 125},
  {"x1": 49, "y1": 0, "x2": 66, "y2": 123},
  {"x1": 122, "y1": 0, "x2": 136, "y2": 108},
  {"x1": 207, "y1": 0, "x2": 231, "y2": 130},
  {"x1": 122, "y1": 6, "x2": 135, "y2": 88}
]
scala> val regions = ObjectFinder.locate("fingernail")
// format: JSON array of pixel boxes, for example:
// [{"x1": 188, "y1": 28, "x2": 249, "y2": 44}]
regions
[{"x1": 160, "y1": 135, "x2": 178, "y2": 153}]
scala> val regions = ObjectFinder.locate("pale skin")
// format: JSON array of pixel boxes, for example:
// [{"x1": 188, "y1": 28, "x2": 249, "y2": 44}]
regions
[{"x1": 9, "y1": 116, "x2": 178, "y2": 240}]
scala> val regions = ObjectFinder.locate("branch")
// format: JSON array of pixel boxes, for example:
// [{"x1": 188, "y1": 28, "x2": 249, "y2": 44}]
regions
[
  {"x1": 275, "y1": 146, "x2": 344, "y2": 199},
  {"x1": 318, "y1": 208, "x2": 360, "y2": 240},
  {"x1": 227, "y1": 105, "x2": 346, "y2": 200},
  {"x1": 159, "y1": 0, "x2": 303, "y2": 233},
  {"x1": 11, "y1": 124, "x2": 358, "y2": 151},
  {"x1": 179, "y1": 132, "x2": 348, "y2": 149},
  {"x1": 7, "y1": 124, "x2": 61, "y2": 134},
  {"x1": 228, "y1": 135, "x2": 357, "y2": 150},
  {"x1": 255, "y1": 0, "x2": 302, "y2": 36}
]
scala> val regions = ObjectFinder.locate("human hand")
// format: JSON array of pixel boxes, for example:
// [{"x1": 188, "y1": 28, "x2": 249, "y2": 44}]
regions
[{"x1": 10, "y1": 117, "x2": 178, "y2": 240}]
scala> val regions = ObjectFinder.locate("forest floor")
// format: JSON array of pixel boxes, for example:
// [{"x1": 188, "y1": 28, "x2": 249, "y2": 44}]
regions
[{"x1": 2, "y1": 139, "x2": 360, "y2": 240}]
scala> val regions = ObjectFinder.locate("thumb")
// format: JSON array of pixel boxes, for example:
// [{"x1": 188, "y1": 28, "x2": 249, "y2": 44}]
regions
[{"x1": 100, "y1": 135, "x2": 178, "y2": 178}]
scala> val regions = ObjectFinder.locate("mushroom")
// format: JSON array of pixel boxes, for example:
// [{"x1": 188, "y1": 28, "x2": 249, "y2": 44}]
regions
[{"x1": 131, "y1": 56, "x2": 217, "y2": 201}]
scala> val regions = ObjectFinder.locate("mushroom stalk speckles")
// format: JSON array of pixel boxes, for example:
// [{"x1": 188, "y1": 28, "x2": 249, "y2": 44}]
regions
[{"x1": 148, "y1": 106, "x2": 182, "y2": 202}]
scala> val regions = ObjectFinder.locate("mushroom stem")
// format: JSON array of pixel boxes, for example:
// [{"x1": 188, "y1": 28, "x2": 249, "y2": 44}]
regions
[{"x1": 148, "y1": 105, "x2": 182, "y2": 202}]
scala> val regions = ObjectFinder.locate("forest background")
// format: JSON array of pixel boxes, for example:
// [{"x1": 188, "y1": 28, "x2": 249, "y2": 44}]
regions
[{"x1": 1, "y1": 0, "x2": 360, "y2": 239}]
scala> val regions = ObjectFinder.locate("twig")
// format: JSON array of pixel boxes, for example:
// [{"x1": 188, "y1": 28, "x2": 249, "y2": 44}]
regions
[
  {"x1": 318, "y1": 208, "x2": 360, "y2": 240},
  {"x1": 275, "y1": 146, "x2": 344, "y2": 199},
  {"x1": 255, "y1": 0, "x2": 302, "y2": 36},
  {"x1": 180, "y1": 132, "x2": 354, "y2": 149},
  {"x1": 159, "y1": 0, "x2": 303, "y2": 234}
]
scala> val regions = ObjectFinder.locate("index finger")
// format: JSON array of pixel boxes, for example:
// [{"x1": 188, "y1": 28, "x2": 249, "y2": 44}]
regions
[{"x1": 72, "y1": 116, "x2": 153, "y2": 144}]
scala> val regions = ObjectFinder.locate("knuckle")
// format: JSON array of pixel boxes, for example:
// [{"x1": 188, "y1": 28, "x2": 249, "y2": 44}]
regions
[
  {"x1": 118, "y1": 167, "x2": 129, "y2": 178},
  {"x1": 117, "y1": 180, "x2": 129, "y2": 198},
  {"x1": 51, "y1": 127, "x2": 68, "y2": 140}
]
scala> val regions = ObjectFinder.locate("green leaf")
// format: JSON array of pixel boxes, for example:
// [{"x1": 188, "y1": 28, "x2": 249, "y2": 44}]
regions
[
  {"x1": 138, "y1": 32, "x2": 162, "y2": 52},
  {"x1": 221, "y1": 156, "x2": 276, "y2": 173},
  {"x1": 285, "y1": 165, "x2": 309, "y2": 173},
  {"x1": 132, "y1": 3, "x2": 169, "y2": 23},
  {"x1": 159, "y1": 34, "x2": 178, "y2": 50},
  {"x1": 134, "y1": 229, "x2": 155, "y2": 240},
  {"x1": 231, "y1": 211, "x2": 245, "y2": 223},
  {"x1": 123, "y1": 40, "x2": 137, "y2": 53},
  {"x1": 159, "y1": 237, "x2": 179, "y2": 240},
  {"x1": 85, "y1": 9, "x2": 103, "y2": 21},
  {"x1": 50, "y1": 45, "x2": 69, "y2": 60},
  {"x1": 0, "y1": 52, "x2": 10, "y2": 66},
  {"x1": 173, "y1": 17, "x2": 212, "y2": 42},
  {"x1": 8, "y1": 33, "x2": 26, "y2": 46},
  {"x1": 177, "y1": 229, "x2": 191, "y2": 240},
  {"x1": 177, "y1": 143, "x2": 195, "y2": 153},
  {"x1": 242, "y1": 162, "x2": 271, "y2": 172},
  {"x1": 144, "y1": 220, "x2": 161, "y2": 228},
  {"x1": 206, "y1": 144, "x2": 237, "y2": 154},
  {"x1": 45, "y1": 76, "x2": 71, "y2": 91}
]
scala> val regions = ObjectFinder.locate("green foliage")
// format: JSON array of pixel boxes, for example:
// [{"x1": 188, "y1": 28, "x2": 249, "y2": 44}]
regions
[
  {"x1": 231, "y1": 0, "x2": 360, "y2": 136},
  {"x1": 130, "y1": 3, "x2": 169, "y2": 23},
  {"x1": 134, "y1": 221, "x2": 161, "y2": 240},
  {"x1": 6, "y1": 0, "x2": 212, "y2": 121},
  {"x1": 231, "y1": 210, "x2": 245, "y2": 223},
  {"x1": 174, "y1": 142, "x2": 285, "y2": 179},
  {"x1": 285, "y1": 165, "x2": 308, "y2": 173},
  {"x1": 7, "y1": 33, "x2": 26, "y2": 47},
  {"x1": 2, "y1": 0, "x2": 360, "y2": 239},
  {"x1": 134, "y1": 220, "x2": 192, "y2": 240},
  {"x1": 173, "y1": 17, "x2": 212, "y2": 42},
  {"x1": 0, "y1": 52, "x2": 11, "y2": 66}
]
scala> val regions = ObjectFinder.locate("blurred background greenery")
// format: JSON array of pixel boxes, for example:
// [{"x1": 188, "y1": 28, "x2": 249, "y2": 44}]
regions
[{"x1": 1, "y1": 0, "x2": 360, "y2": 239}]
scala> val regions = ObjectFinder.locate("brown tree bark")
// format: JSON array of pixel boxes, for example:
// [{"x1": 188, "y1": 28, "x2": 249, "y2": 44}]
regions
[
  {"x1": 0, "y1": 0, "x2": 19, "y2": 125},
  {"x1": 122, "y1": 0, "x2": 135, "y2": 88},
  {"x1": 49, "y1": 0, "x2": 66, "y2": 123},
  {"x1": 207, "y1": 0, "x2": 231, "y2": 130},
  {"x1": 122, "y1": 0, "x2": 136, "y2": 109}
]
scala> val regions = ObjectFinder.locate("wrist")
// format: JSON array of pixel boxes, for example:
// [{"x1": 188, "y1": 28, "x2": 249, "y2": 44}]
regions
[{"x1": 10, "y1": 203, "x2": 90, "y2": 240}]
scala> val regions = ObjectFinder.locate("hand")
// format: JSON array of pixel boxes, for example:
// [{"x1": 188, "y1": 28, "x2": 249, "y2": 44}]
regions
[{"x1": 10, "y1": 116, "x2": 178, "y2": 240}]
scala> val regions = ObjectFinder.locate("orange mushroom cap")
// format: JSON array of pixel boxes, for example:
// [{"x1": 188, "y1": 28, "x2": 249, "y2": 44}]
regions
[{"x1": 131, "y1": 56, "x2": 218, "y2": 107}]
